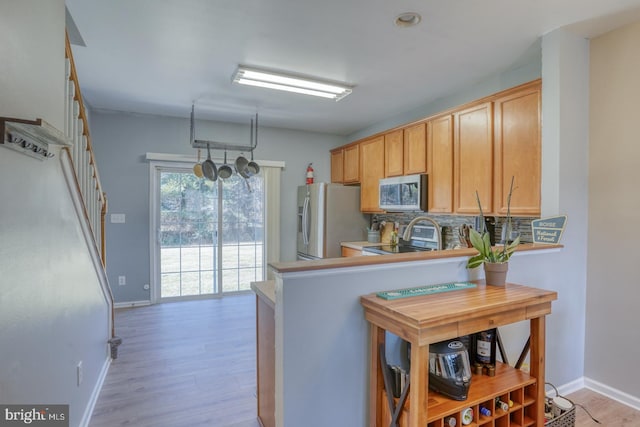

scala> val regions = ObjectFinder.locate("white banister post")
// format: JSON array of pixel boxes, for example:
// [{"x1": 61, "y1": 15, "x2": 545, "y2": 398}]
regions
[
  {"x1": 64, "y1": 59, "x2": 71, "y2": 138},
  {"x1": 73, "y1": 101, "x2": 80, "y2": 166},
  {"x1": 80, "y1": 124, "x2": 87, "y2": 199}
]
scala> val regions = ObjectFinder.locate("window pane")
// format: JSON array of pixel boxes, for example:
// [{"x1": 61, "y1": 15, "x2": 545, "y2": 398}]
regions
[
  {"x1": 200, "y1": 270, "x2": 216, "y2": 294},
  {"x1": 222, "y1": 269, "x2": 239, "y2": 293},
  {"x1": 181, "y1": 272, "x2": 200, "y2": 296},
  {"x1": 159, "y1": 169, "x2": 264, "y2": 299},
  {"x1": 180, "y1": 246, "x2": 200, "y2": 272},
  {"x1": 161, "y1": 247, "x2": 180, "y2": 273},
  {"x1": 223, "y1": 245, "x2": 239, "y2": 269},
  {"x1": 161, "y1": 273, "x2": 180, "y2": 297}
]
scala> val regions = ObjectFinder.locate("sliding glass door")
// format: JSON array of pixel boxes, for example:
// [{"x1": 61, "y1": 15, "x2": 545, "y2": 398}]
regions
[{"x1": 152, "y1": 165, "x2": 264, "y2": 301}]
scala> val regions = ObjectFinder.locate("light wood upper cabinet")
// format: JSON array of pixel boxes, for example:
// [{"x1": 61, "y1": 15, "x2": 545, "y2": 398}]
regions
[
  {"x1": 493, "y1": 82, "x2": 541, "y2": 216},
  {"x1": 360, "y1": 136, "x2": 385, "y2": 213},
  {"x1": 328, "y1": 80, "x2": 542, "y2": 216},
  {"x1": 454, "y1": 102, "x2": 493, "y2": 214},
  {"x1": 343, "y1": 144, "x2": 360, "y2": 184},
  {"x1": 384, "y1": 129, "x2": 404, "y2": 177},
  {"x1": 330, "y1": 148, "x2": 344, "y2": 183},
  {"x1": 428, "y1": 115, "x2": 454, "y2": 213},
  {"x1": 404, "y1": 123, "x2": 427, "y2": 175}
]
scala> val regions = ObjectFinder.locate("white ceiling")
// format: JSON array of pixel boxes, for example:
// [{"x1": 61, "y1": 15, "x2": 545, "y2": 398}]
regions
[{"x1": 65, "y1": 0, "x2": 640, "y2": 136}]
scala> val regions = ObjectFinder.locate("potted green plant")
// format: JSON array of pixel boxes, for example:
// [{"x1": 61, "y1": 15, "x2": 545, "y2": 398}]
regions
[{"x1": 466, "y1": 177, "x2": 520, "y2": 286}]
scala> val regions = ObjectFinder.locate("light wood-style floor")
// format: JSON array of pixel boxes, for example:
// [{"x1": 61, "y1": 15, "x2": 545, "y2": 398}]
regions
[
  {"x1": 90, "y1": 294, "x2": 261, "y2": 427},
  {"x1": 568, "y1": 388, "x2": 640, "y2": 426},
  {"x1": 90, "y1": 293, "x2": 640, "y2": 427}
]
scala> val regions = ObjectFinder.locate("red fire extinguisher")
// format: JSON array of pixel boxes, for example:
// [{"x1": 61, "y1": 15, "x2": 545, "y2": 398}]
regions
[{"x1": 306, "y1": 163, "x2": 314, "y2": 184}]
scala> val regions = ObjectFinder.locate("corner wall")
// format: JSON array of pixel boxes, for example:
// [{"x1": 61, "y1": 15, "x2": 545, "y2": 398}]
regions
[
  {"x1": 347, "y1": 42, "x2": 541, "y2": 142},
  {"x1": 586, "y1": 20, "x2": 640, "y2": 399},
  {"x1": 0, "y1": 1, "x2": 65, "y2": 129},
  {"x1": 0, "y1": 3, "x2": 111, "y2": 425},
  {"x1": 540, "y1": 28, "x2": 590, "y2": 387}
]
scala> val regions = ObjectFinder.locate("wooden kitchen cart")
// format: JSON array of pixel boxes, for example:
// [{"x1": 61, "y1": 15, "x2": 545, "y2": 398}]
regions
[{"x1": 360, "y1": 281, "x2": 557, "y2": 427}]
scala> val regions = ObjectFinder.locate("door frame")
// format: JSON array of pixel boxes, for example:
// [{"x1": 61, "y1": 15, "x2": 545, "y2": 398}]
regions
[
  {"x1": 149, "y1": 159, "x2": 270, "y2": 303},
  {"x1": 150, "y1": 160, "x2": 225, "y2": 303}
]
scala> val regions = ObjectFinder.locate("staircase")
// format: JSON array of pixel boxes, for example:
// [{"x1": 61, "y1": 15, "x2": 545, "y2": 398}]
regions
[{"x1": 63, "y1": 33, "x2": 117, "y2": 344}]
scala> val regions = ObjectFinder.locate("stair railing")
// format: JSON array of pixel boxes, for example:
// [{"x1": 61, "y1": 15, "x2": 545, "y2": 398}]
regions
[
  {"x1": 64, "y1": 33, "x2": 108, "y2": 268},
  {"x1": 64, "y1": 33, "x2": 118, "y2": 342}
]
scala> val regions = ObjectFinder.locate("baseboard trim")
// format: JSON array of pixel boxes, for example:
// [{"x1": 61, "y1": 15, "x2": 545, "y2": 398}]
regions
[
  {"x1": 554, "y1": 377, "x2": 585, "y2": 396},
  {"x1": 114, "y1": 300, "x2": 152, "y2": 309},
  {"x1": 584, "y1": 377, "x2": 640, "y2": 411},
  {"x1": 79, "y1": 356, "x2": 111, "y2": 427}
]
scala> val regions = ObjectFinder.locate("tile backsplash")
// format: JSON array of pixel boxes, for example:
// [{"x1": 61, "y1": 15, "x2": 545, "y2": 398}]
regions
[{"x1": 372, "y1": 213, "x2": 536, "y2": 249}]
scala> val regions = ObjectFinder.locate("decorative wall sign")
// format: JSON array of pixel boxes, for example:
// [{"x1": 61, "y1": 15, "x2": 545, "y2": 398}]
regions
[{"x1": 531, "y1": 215, "x2": 567, "y2": 244}]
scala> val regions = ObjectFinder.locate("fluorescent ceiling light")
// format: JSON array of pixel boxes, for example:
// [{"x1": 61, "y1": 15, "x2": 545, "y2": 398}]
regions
[{"x1": 233, "y1": 66, "x2": 353, "y2": 101}]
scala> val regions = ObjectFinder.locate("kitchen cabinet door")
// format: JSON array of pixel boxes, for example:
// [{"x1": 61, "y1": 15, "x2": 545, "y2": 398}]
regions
[
  {"x1": 454, "y1": 102, "x2": 493, "y2": 214},
  {"x1": 360, "y1": 136, "x2": 385, "y2": 213},
  {"x1": 404, "y1": 122, "x2": 427, "y2": 175},
  {"x1": 428, "y1": 115, "x2": 453, "y2": 213},
  {"x1": 493, "y1": 82, "x2": 541, "y2": 216},
  {"x1": 384, "y1": 129, "x2": 404, "y2": 177},
  {"x1": 330, "y1": 148, "x2": 344, "y2": 183},
  {"x1": 343, "y1": 144, "x2": 360, "y2": 183},
  {"x1": 341, "y1": 246, "x2": 363, "y2": 257}
]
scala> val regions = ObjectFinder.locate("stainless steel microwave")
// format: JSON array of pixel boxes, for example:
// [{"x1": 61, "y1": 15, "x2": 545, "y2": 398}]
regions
[{"x1": 379, "y1": 174, "x2": 428, "y2": 211}]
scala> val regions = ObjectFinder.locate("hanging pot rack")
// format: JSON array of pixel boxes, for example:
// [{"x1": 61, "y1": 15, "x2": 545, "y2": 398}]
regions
[{"x1": 189, "y1": 104, "x2": 258, "y2": 153}]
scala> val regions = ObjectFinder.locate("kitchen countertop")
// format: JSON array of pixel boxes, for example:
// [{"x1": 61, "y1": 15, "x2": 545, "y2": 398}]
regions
[
  {"x1": 340, "y1": 241, "x2": 384, "y2": 250},
  {"x1": 250, "y1": 280, "x2": 275, "y2": 308},
  {"x1": 270, "y1": 243, "x2": 563, "y2": 273}
]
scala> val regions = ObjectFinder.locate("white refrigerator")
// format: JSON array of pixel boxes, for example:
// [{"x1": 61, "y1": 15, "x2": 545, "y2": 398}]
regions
[{"x1": 296, "y1": 183, "x2": 368, "y2": 260}]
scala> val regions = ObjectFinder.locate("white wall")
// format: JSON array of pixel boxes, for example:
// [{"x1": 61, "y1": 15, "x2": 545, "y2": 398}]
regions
[
  {"x1": 89, "y1": 110, "x2": 345, "y2": 303},
  {"x1": 348, "y1": 41, "x2": 541, "y2": 142},
  {"x1": 586, "y1": 20, "x2": 640, "y2": 398},
  {"x1": 0, "y1": 149, "x2": 110, "y2": 427},
  {"x1": 540, "y1": 28, "x2": 591, "y2": 385},
  {"x1": 0, "y1": 3, "x2": 111, "y2": 425},
  {"x1": 0, "y1": 1, "x2": 65, "y2": 130}
]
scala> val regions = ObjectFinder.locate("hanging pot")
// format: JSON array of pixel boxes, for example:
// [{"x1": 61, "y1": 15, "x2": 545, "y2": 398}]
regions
[
  {"x1": 247, "y1": 150, "x2": 260, "y2": 176},
  {"x1": 218, "y1": 150, "x2": 233, "y2": 180},
  {"x1": 235, "y1": 154, "x2": 251, "y2": 178},
  {"x1": 202, "y1": 144, "x2": 218, "y2": 182},
  {"x1": 193, "y1": 149, "x2": 203, "y2": 178}
]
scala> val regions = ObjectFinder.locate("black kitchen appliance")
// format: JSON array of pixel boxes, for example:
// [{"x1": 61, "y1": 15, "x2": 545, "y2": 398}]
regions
[{"x1": 362, "y1": 218, "x2": 440, "y2": 255}]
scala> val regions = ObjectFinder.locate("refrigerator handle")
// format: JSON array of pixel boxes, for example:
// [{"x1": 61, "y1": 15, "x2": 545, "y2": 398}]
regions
[{"x1": 302, "y1": 194, "x2": 310, "y2": 245}]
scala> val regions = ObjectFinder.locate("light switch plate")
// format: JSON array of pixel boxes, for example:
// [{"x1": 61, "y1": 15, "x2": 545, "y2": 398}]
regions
[{"x1": 111, "y1": 213, "x2": 126, "y2": 223}]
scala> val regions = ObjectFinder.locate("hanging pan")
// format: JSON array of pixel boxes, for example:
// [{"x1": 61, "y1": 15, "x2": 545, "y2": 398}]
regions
[
  {"x1": 218, "y1": 150, "x2": 233, "y2": 180},
  {"x1": 202, "y1": 144, "x2": 218, "y2": 182},
  {"x1": 193, "y1": 149, "x2": 204, "y2": 178},
  {"x1": 235, "y1": 154, "x2": 250, "y2": 178}
]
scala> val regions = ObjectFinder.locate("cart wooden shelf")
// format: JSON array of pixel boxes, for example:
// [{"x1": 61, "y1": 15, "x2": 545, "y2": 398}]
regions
[{"x1": 360, "y1": 281, "x2": 557, "y2": 427}]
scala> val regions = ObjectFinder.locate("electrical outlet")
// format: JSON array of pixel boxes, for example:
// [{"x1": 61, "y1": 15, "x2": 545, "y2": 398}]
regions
[
  {"x1": 110, "y1": 213, "x2": 126, "y2": 223},
  {"x1": 77, "y1": 361, "x2": 83, "y2": 386},
  {"x1": 118, "y1": 276, "x2": 126, "y2": 286}
]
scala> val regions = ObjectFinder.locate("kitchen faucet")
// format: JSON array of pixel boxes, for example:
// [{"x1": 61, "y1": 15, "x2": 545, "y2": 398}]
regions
[{"x1": 402, "y1": 216, "x2": 442, "y2": 250}]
